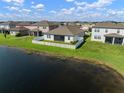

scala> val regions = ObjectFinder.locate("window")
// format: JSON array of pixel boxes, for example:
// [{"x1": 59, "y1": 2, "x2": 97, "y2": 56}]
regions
[
  {"x1": 105, "y1": 29, "x2": 108, "y2": 33},
  {"x1": 68, "y1": 36, "x2": 70, "y2": 40},
  {"x1": 47, "y1": 35, "x2": 51, "y2": 38},
  {"x1": 43, "y1": 26, "x2": 47, "y2": 29},
  {"x1": 95, "y1": 29, "x2": 100, "y2": 32},
  {"x1": 94, "y1": 35, "x2": 101, "y2": 40},
  {"x1": 117, "y1": 29, "x2": 120, "y2": 33}
]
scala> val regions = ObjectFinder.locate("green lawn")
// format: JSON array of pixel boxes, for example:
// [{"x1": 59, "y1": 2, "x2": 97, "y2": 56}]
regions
[{"x1": 0, "y1": 34, "x2": 124, "y2": 75}]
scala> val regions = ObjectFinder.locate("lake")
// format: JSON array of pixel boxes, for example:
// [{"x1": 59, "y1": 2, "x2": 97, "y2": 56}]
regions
[{"x1": 0, "y1": 46, "x2": 124, "y2": 93}]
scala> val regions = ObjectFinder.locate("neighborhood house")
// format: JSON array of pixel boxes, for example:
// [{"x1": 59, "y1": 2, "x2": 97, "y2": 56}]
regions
[
  {"x1": 10, "y1": 26, "x2": 29, "y2": 36},
  {"x1": 29, "y1": 21, "x2": 59, "y2": 36},
  {"x1": 91, "y1": 23, "x2": 124, "y2": 45},
  {"x1": 32, "y1": 25, "x2": 84, "y2": 49},
  {"x1": 0, "y1": 21, "x2": 16, "y2": 34},
  {"x1": 44, "y1": 25, "x2": 84, "y2": 43}
]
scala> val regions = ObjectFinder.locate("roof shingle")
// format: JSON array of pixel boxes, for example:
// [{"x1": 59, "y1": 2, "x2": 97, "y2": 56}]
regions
[{"x1": 45, "y1": 26, "x2": 84, "y2": 36}]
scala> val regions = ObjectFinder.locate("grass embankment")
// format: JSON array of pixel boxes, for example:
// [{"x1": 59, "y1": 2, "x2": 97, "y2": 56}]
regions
[{"x1": 0, "y1": 34, "x2": 124, "y2": 75}]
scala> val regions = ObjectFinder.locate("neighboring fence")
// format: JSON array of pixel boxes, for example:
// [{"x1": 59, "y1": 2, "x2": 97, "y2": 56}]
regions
[{"x1": 32, "y1": 36, "x2": 84, "y2": 49}]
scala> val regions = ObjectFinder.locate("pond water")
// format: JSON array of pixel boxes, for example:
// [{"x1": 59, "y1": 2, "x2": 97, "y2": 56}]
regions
[{"x1": 0, "y1": 46, "x2": 124, "y2": 93}]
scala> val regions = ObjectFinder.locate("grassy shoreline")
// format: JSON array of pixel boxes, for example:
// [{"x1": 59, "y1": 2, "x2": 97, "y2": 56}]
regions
[{"x1": 0, "y1": 34, "x2": 124, "y2": 75}]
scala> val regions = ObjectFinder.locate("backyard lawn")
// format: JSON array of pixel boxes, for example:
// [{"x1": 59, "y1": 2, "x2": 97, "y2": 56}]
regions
[{"x1": 0, "y1": 34, "x2": 124, "y2": 75}]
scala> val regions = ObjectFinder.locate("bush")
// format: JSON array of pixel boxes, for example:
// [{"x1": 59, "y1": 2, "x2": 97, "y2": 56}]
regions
[
  {"x1": 16, "y1": 33, "x2": 21, "y2": 37},
  {"x1": 70, "y1": 41, "x2": 78, "y2": 44}
]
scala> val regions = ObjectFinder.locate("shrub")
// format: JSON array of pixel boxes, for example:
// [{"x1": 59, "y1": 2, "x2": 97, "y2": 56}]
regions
[
  {"x1": 16, "y1": 33, "x2": 21, "y2": 37},
  {"x1": 70, "y1": 41, "x2": 78, "y2": 44}
]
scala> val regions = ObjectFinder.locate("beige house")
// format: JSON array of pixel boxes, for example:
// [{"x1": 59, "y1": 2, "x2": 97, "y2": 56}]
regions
[
  {"x1": 32, "y1": 25, "x2": 84, "y2": 49},
  {"x1": 44, "y1": 25, "x2": 84, "y2": 43},
  {"x1": 10, "y1": 26, "x2": 29, "y2": 36},
  {"x1": 29, "y1": 21, "x2": 59, "y2": 36},
  {"x1": 91, "y1": 23, "x2": 124, "y2": 45}
]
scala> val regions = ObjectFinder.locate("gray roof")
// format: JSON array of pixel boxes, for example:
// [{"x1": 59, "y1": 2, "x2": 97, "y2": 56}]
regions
[
  {"x1": 104, "y1": 33, "x2": 124, "y2": 38},
  {"x1": 45, "y1": 26, "x2": 84, "y2": 36},
  {"x1": 0, "y1": 21, "x2": 17, "y2": 25},
  {"x1": 32, "y1": 21, "x2": 58, "y2": 26},
  {"x1": 16, "y1": 22, "x2": 32, "y2": 26},
  {"x1": 10, "y1": 26, "x2": 29, "y2": 31},
  {"x1": 93, "y1": 23, "x2": 124, "y2": 29}
]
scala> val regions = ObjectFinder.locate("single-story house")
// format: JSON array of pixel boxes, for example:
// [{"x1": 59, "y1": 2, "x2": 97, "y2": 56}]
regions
[
  {"x1": 44, "y1": 25, "x2": 85, "y2": 43},
  {"x1": 10, "y1": 26, "x2": 29, "y2": 36},
  {"x1": 91, "y1": 22, "x2": 124, "y2": 45}
]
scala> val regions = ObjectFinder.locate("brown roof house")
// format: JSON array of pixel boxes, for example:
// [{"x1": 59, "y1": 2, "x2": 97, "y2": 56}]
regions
[
  {"x1": 29, "y1": 20, "x2": 59, "y2": 36},
  {"x1": 32, "y1": 25, "x2": 85, "y2": 49},
  {"x1": 10, "y1": 26, "x2": 29, "y2": 36},
  {"x1": 91, "y1": 22, "x2": 124, "y2": 45}
]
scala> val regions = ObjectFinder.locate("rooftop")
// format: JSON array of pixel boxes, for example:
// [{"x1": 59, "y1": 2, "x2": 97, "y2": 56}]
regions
[
  {"x1": 10, "y1": 26, "x2": 29, "y2": 31},
  {"x1": 45, "y1": 25, "x2": 84, "y2": 36},
  {"x1": 93, "y1": 23, "x2": 124, "y2": 29},
  {"x1": 32, "y1": 21, "x2": 58, "y2": 26}
]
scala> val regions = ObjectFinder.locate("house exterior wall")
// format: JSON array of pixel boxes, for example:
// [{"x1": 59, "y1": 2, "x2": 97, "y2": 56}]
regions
[
  {"x1": 39, "y1": 26, "x2": 49, "y2": 33},
  {"x1": 0, "y1": 25, "x2": 10, "y2": 30},
  {"x1": 44, "y1": 34, "x2": 54, "y2": 41},
  {"x1": 64, "y1": 36, "x2": 75, "y2": 43},
  {"x1": 10, "y1": 31, "x2": 19, "y2": 35},
  {"x1": 0, "y1": 23, "x2": 16, "y2": 30},
  {"x1": 44, "y1": 34, "x2": 78, "y2": 43},
  {"x1": 91, "y1": 28, "x2": 124, "y2": 43}
]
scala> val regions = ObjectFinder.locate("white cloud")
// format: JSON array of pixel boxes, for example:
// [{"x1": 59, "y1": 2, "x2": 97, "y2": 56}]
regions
[
  {"x1": 32, "y1": 3, "x2": 45, "y2": 11},
  {"x1": 60, "y1": 7, "x2": 75, "y2": 15},
  {"x1": 49, "y1": 10, "x2": 57, "y2": 14},
  {"x1": 6, "y1": 6, "x2": 19, "y2": 11},
  {"x1": 85, "y1": 0, "x2": 114, "y2": 9},
  {"x1": 65, "y1": 0, "x2": 75, "y2": 2},
  {"x1": 20, "y1": 9, "x2": 31, "y2": 14},
  {"x1": 107, "y1": 9, "x2": 124, "y2": 16},
  {"x1": 2, "y1": 0, "x2": 24, "y2": 5},
  {"x1": 31, "y1": 1, "x2": 35, "y2": 4},
  {"x1": 74, "y1": 1, "x2": 87, "y2": 6}
]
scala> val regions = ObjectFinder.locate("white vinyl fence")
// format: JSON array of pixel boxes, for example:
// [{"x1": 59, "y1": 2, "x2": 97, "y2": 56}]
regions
[{"x1": 32, "y1": 36, "x2": 84, "y2": 49}]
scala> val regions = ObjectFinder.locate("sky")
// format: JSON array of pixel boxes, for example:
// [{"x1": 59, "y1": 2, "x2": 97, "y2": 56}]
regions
[{"x1": 0, "y1": 0, "x2": 124, "y2": 21}]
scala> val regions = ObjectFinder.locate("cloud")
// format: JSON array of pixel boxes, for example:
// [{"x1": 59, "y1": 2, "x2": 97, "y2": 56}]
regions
[
  {"x1": 32, "y1": 4, "x2": 45, "y2": 11},
  {"x1": 65, "y1": 0, "x2": 75, "y2": 2},
  {"x1": 2, "y1": 0, "x2": 24, "y2": 5},
  {"x1": 60, "y1": 7, "x2": 75, "y2": 15},
  {"x1": 6, "y1": 6, "x2": 19, "y2": 11},
  {"x1": 107, "y1": 9, "x2": 124, "y2": 16},
  {"x1": 49, "y1": 10, "x2": 57, "y2": 14},
  {"x1": 85, "y1": 0, "x2": 114, "y2": 9},
  {"x1": 74, "y1": 1, "x2": 87, "y2": 6},
  {"x1": 19, "y1": 9, "x2": 31, "y2": 14},
  {"x1": 31, "y1": 1, "x2": 35, "y2": 4}
]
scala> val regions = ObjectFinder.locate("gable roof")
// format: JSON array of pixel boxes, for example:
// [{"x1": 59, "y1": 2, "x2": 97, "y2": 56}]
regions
[
  {"x1": 93, "y1": 23, "x2": 124, "y2": 29},
  {"x1": 32, "y1": 21, "x2": 58, "y2": 26},
  {"x1": 45, "y1": 26, "x2": 84, "y2": 36}
]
